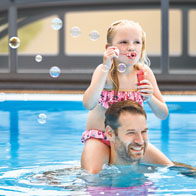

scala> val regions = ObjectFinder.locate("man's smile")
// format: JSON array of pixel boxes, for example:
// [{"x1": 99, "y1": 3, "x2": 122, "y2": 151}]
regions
[{"x1": 129, "y1": 145, "x2": 144, "y2": 155}]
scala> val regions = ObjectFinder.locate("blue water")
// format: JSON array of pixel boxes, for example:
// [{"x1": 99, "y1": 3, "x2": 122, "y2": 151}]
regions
[{"x1": 0, "y1": 99, "x2": 196, "y2": 195}]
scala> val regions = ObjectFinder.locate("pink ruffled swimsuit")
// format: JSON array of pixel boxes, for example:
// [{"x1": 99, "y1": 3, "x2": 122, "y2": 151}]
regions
[
  {"x1": 81, "y1": 89, "x2": 144, "y2": 146},
  {"x1": 98, "y1": 89, "x2": 144, "y2": 109}
]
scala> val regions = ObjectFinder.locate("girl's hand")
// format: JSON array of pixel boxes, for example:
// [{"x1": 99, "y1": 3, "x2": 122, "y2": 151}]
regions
[
  {"x1": 137, "y1": 79, "x2": 153, "y2": 102},
  {"x1": 103, "y1": 46, "x2": 119, "y2": 70}
]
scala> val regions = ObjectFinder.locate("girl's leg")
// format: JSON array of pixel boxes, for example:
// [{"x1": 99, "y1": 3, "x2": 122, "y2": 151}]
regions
[
  {"x1": 143, "y1": 142, "x2": 174, "y2": 166},
  {"x1": 81, "y1": 138, "x2": 110, "y2": 174}
]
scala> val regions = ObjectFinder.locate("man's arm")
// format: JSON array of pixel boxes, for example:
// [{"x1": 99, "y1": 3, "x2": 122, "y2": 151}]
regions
[{"x1": 143, "y1": 143, "x2": 174, "y2": 166}]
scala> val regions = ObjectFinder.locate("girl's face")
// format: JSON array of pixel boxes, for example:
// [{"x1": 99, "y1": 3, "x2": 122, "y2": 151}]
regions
[{"x1": 111, "y1": 24, "x2": 143, "y2": 66}]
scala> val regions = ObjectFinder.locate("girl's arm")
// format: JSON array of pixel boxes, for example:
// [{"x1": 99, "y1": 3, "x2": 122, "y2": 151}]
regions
[
  {"x1": 83, "y1": 64, "x2": 109, "y2": 110},
  {"x1": 83, "y1": 46, "x2": 119, "y2": 110},
  {"x1": 138, "y1": 66, "x2": 168, "y2": 120}
]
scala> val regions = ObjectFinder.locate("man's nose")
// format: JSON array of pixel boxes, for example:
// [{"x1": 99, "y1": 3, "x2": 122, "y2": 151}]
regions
[{"x1": 134, "y1": 133, "x2": 144, "y2": 145}]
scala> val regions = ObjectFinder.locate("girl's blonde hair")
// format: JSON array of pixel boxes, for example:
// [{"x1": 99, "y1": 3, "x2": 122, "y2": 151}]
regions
[{"x1": 107, "y1": 20, "x2": 150, "y2": 94}]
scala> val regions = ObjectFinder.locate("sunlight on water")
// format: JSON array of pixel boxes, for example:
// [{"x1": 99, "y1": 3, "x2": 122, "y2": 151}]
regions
[
  {"x1": 0, "y1": 161, "x2": 196, "y2": 196},
  {"x1": 0, "y1": 100, "x2": 196, "y2": 195}
]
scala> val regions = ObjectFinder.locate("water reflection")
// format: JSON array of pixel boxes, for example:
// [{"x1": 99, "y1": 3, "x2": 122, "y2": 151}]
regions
[
  {"x1": 161, "y1": 117, "x2": 170, "y2": 156},
  {"x1": 10, "y1": 110, "x2": 19, "y2": 167},
  {"x1": 0, "y1": 161, "x2": 196, "y2": 195},
  {"x1": 0, "y1": 100, "x2": 196, "y2": 195},
  {"x1": 28, "y1": 164, "x2": 157, "y2": 195},
  {"x1": 28, "y1": 163, "x2": 196, "y2": 195}
]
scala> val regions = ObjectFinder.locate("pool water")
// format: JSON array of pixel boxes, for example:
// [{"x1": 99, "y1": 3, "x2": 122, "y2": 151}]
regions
[{"x1": 0, "y1": 95, "x2": 196, "y2": 195}]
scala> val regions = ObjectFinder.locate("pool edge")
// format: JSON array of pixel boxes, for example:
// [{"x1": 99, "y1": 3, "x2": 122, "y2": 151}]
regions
[{"x1": 0, "y1": 93, "x2": 196, "y2": 102}]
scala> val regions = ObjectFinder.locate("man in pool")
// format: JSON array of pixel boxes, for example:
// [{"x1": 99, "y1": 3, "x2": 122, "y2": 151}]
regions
[{"x1": 104, "y1": 100, "x2": 174, "y2": 166}]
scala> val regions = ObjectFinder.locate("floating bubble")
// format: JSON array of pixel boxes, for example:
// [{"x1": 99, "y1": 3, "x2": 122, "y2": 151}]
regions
[
  {"x1": 37, "y1": 113, "x2": 47, "y2": 124},
  {"x1": 70, "y1": 26, "x2": 81, "y2": 38},
  {"x1": 9, "y1": 36, "x2": 20, "y2": 49},
  {"x1": 117, "y1": 63, "x2": 126, "y2": 73},
  {"x1": 23, "y1": 94, "x2": 29, "y2": 101},
  {"x1": 102, "y1": 64, "x2": 110, "y2": 73},
  {"x1": 35, "y1": 55, "x2": 42, "y2": 62},
  {"x1": 51, "y1": 18, "x2": 62, "y2": 30},
  {"x1": 89, "y1": 30, "x2": 100, "y2": 41},
  {"x1": 49, "y1": 66, "x2": 61, "y2": 78},
  {"x1": 0, "y1": 92, "x2": 6, "y2": 102}
]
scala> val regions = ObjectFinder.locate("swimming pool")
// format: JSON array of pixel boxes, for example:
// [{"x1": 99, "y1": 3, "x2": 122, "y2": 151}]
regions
[{"x1": 0, "y1": 93, "x2": 196, "y2": 195}]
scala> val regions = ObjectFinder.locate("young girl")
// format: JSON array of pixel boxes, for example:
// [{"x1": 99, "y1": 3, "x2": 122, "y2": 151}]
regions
[{"x1": 81, "y1": 20, "x2": 173, "y2": 174}]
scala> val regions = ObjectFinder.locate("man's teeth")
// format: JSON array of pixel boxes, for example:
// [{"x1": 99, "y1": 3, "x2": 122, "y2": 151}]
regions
[{"x1": 131, "y1": 147, "x2": 142, "y2": 151}]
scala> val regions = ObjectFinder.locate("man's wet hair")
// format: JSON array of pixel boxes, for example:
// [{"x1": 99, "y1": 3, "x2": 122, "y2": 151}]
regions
[{"x1": 104, "y1": 100, "x2": 147, "y2": 135}]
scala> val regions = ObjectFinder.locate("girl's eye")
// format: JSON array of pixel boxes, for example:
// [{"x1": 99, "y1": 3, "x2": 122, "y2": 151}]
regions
[
  {"x1": 135, "y1": 41, "x2": 141, "y2": 44},
  {"x1": 120, "y1": 41, "x2": 127, "y2": 44}
]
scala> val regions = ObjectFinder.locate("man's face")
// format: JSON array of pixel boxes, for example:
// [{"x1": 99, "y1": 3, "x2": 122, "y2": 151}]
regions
[{"x1": 113, "y1": 111, "x2": 148, "y2": 164}]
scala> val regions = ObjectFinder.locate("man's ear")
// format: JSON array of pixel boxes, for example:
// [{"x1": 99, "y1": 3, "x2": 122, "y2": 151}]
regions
[{"x1": 105, "y1": 125, "x2": 115, "y2": 142}]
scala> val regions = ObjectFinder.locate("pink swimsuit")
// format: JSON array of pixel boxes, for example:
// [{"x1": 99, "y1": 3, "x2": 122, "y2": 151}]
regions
[
  {"x1": 98, "y1": 89, "x2": 144, "y2": 109},
  {"x1": 81, "y1": 89, "x2": 144, "y2": 146}
]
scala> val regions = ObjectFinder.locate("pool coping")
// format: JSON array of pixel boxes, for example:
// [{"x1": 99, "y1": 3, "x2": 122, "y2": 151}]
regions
[{"x1": 0, "y1": 93, "x2": 196, "y2": 102}]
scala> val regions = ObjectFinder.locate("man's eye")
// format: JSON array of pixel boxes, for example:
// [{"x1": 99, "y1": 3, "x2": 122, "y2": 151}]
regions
[{"x1": 127, "y1": 132, "x2": 134, "y2": 135}]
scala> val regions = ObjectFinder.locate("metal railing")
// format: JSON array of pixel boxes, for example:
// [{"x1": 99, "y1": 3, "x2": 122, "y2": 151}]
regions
[{"x1": 0, "y1": 0, "x2": 196, "y2": 91}]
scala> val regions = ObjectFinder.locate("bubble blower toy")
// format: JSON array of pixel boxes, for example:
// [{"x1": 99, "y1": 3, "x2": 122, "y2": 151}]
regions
[
  {"x1": 136, "y1": 69, "x2": 145, "y2": 86},
  {"x1": 102, "y1": 47, "x2": 120, "y2": 72},
  {"x1": 136, "y1": 69, "x2": 147, "y2": 95},
  {"x1": 111, "y1": 48, "x2": 137, "y2": 60},
  {"x1": 111, "y1": 47, "x2": 120, "y2": 57},
  {"x1": 120, "y1": 52, "x2": 137, "y2": 59}
]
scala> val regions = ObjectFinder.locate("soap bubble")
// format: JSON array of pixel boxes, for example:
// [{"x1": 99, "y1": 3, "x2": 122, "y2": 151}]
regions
[
  {"x1": 23, "y1": 94, "x2": 29, "y2": 101},
  {"x1": 89, "y1": 30, "x2": 100, "y2": 41},
  {"x1": 37, "y1": 113, "x2": 47, "y2": 124},
  {"x1": 35, "y1": 55, "x2": 42, "y2": 62},
  {"x1": 9, "y1": 36, "x2": 20, "y2": 49},
  {"x1": 0, "y1": 92, "x2": 6, "y2": 102},
  {"x1": 117, "y1": 63, "x2": 126, "y2": 73},
  {"x1": 70, "y1": 26, "x2": 81, "y2": 38},
  {"x1": 102, "y1": 64, "x2": 110, "y2": 73},
  {"x1": 49, "y1": 66, "x2": 61, "y2": 78},
  {"x1": 51, "y1": 18, "x2": 62, "y2": 30}
]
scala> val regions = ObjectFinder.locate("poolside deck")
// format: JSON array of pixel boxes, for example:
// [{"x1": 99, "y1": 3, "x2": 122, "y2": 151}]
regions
[{"x1": 1, "y1": 90, "x2": 196, "y2": 95}]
